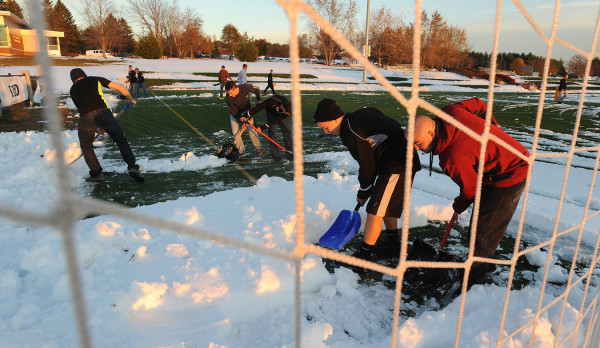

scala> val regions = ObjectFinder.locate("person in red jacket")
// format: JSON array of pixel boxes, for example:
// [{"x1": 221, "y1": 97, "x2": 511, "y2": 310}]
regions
[{"x1": 413, "y1": 97, "x2": 530, "y2": 286}]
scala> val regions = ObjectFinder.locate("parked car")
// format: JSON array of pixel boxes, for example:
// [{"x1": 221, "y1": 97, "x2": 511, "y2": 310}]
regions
[{"x1": 86, "y1": 49, "x2": 113, "y2": 57}]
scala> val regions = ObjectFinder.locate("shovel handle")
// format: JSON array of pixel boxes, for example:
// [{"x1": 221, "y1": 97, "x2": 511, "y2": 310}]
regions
[
  {"x1": 438, "y1": 211, "x2": 458, "y2": 250},
  {"x1": 354, "y1": 203, "x2": 361, "y2": 212}
]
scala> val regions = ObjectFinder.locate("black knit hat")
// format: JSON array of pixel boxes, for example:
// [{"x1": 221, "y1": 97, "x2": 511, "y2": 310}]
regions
[
  {"x1": 70, "y1": 68, "x2": 87, "y2": 82},
  {"x1": 313, "y1": 98, "x2": 344, "y2": 123}
]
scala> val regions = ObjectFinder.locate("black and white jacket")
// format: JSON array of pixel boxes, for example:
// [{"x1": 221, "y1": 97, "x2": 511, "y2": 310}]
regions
[{"x1": 339, "y1": 107, "x2": 421, "y2": 199}]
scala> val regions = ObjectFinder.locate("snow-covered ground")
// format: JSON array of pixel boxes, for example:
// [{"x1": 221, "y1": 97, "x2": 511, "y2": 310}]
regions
[{"x1": 1, "y1": 58, "x2": 599, "y2": 347}]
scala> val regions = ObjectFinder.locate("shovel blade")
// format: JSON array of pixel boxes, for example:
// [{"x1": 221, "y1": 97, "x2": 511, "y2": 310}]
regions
[{"x1": 319, "y1": 209, "x2": 361, "y2": 250}]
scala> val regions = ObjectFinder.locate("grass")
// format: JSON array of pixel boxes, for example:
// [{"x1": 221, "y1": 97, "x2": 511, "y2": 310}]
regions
[
  {"x1": 194, "y1": 72, "x2": 318, "y2": 79},
  {"x1": 0, "y1": 56, "x2": 119, "y2": 67},
  {"x1": 368, "y1": 76, "x2": 409, "y2": 82},
  {"x1": 144, "y1": 78, "x2": 213, "y2": 88},
  {"x1": 78, "y1": 89, "x2": 600, "y2": 208}
]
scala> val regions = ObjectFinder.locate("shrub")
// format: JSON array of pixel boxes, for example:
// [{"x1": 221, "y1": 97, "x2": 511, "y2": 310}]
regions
[{"x1": 136, "y1": 34, "x2": 163, "y2": 59}]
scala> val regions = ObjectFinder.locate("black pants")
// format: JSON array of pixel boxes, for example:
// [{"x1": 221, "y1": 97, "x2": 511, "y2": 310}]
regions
[
  {"x1": 266, "y1": 115, "x2": 292, "y2": 159},
  {"x1": 469, "y1": 179, "x2": 526, "y2": 283},
  {"x1": 264, "y1": 83, "x2": 275, "y2": 95},
  {"x1": 78, "y1": 108, "x2": 136, "y2": 176}
]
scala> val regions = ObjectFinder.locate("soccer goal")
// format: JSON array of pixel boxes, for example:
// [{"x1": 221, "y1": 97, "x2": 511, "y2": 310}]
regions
[{"x1": 0, "y1": 0, "x2": 599, "y2": 347}]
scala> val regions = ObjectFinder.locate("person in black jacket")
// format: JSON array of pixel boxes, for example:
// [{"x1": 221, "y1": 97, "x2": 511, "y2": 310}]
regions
[
  {"x1": 247, "y1": 94, "x2": 292, "y2": 161},
  {"x1": 127, "y1": 65, "x2": 138, "y2": 99},
  {"x1": 135, "y1": 68, "x2": 149, "y2": 98},
  {"x1": 313, "y1": 98, "x2": 421, "y2": 271},
  {"x1": 69, "y1": 68, "x2": 144, "y2": 183},
  {"x1": 558, "y1": 74, "x2": 568, "y2": 102},
  {"x1": 263, "y1": 69, "x2": 276, "y2": 95},
  {"x1": 225, "y1": 81, "x2": 263, "y2": 156}
]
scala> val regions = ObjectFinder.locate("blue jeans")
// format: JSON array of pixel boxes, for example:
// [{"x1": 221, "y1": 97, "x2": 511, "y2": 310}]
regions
[
  {"x1": 128, "y1": 82, "x2": 139, "y2": 99},
  {"x1": 137, "y1": 82, "x2": 149, "y2": 97},
  {"x1": 230, "y1": 115, "x2": 261, "y2": 155},
  {"x1": 219, "y1": 82, "x2": 226, "y2": 98},
  {"x1": 78, "y1": 108, "x2": 136, "y2": 176}
]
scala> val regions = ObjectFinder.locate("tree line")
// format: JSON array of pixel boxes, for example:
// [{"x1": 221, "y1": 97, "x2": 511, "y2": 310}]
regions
[
  {"x1": 469, "y1": 51, "x2": 600, "y2": 78},
  {"x1": 3, "y1": 0, "x2": 599, "y2": 76}
]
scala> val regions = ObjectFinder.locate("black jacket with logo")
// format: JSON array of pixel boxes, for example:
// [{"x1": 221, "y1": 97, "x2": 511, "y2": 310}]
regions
[{"x1": 340, "y1": 107, "x2": 421, "y2": 199}]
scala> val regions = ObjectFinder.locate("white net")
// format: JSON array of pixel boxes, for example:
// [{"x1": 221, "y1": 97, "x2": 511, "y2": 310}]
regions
[{"x1": 1, "y1": 0, "x2": 599, "y2": 347}]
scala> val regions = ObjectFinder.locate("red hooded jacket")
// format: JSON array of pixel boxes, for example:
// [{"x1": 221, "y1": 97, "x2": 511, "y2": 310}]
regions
[{"x1": 435, "y1": 98, "x2": 530, "y2": 213}]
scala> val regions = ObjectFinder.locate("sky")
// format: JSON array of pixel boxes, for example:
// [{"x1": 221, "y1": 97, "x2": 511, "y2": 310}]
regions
[
  {"x1": 1, "y1": 56, "x2": 600, "y2": 346},
  {"x1": 54, "y1": 0, "x2": 599, "y2": 61}
]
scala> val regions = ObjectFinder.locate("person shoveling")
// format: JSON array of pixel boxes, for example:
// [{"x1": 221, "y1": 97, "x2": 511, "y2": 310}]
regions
[
  {"x1": 410, "y1": 97, "x2": 530, "y2": 303},
  {"x1": 245, "y1": 94, "x2": 293, "y2": 161},
  {"x1": 216, "y1": 123, "x2": 291, "y2": 165},
  {"x1": 313, "y1": 98, "x2": 421, "y2": 273}
]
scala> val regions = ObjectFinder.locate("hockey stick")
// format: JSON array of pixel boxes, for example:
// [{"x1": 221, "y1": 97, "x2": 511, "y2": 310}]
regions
[{"x1": 245, "y1": 122, "x2": 293, "y2": 155}]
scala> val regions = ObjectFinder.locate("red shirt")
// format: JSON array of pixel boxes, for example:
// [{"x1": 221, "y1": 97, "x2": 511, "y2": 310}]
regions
[{"x1": 435, "y1": 98, "x2": 530, "y2": 213}]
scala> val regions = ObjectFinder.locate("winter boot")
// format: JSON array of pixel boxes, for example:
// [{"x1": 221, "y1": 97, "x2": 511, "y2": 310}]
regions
[
  {"x1": 85, "y1": 172, "x2": 106, "y2": 183},
  {"x1": 376, "y1": 229, "x2": 401, "y2": 259},
  {"x1": 334, "y1": 242, "x2": 374, "y2": 274},
  {"x1": 128, "y1": 165, "x2": 145, "y2": 182}
]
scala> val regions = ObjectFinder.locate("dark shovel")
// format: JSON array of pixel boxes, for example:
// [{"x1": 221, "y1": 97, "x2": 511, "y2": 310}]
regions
[
  {"x1": 319, "y1": 203, "x2": 361, "y2": 250},
  {"x1": 407, "y1": 211, "x2": 458, "y2": 261}
]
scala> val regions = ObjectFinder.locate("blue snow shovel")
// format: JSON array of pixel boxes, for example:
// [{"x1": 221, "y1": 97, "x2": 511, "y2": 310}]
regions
[{"x1": 319, "y1": 203, "x2": 361, "y2": 250}]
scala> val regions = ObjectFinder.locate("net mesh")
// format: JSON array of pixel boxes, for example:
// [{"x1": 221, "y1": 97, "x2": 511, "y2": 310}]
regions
[{"x1": 0, "y1": 0, "x2": 599, "y2": 347}]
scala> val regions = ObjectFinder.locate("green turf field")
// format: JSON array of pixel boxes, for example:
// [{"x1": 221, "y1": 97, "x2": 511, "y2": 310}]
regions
[{"x1": 92, "y1": 89, "x2": 600, "y2": 208}]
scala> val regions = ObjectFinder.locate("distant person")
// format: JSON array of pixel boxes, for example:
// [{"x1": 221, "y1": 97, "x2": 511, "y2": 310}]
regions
[
  {"x1": 127, "y1": 65, "x2": 138, "y2": 99},
  {"x1": 135, "y1": 68, "x2": 149, "y2": 98},
  {"x1": 69, "y1": 68, "x2": 144, "y2": 183},
  {"x1": 225, "y1": 81, "x2": 263, "y2": 157},
  {"x1": 248, "y1": 94, "x2": 292, "y2": 161},
  {"x1": 135, "y1": 68, "x2": 148, "y2": 98},
  {"x1": 313, "y1": 98, "x2": 422, "y2": 272},
  {"x1": 558, "y1": 74, "x2": 568, "y2": 102},
  {"x1": 413, "y1": 97, "x2": 529, "y2": 292},
  {"x1": 238, "y1": 63, "x2": 248, "y2": 85},
  {"x1": 264, "y1": 69, "x2": 276, "y2": 95},
  {"x1": 218, "y1": 65, "x2": 233, "y2": 99}
]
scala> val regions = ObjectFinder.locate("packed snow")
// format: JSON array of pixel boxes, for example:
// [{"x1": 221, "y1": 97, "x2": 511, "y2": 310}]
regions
[{"x1": 1, "y1": 57, "x2": 599, "y2": 347}]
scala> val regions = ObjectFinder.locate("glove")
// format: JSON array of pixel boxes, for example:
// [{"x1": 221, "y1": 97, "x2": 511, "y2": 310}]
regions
[
  {"x1": 258, "y1": 124, "x2": 269, "y2": 132},
  {"x1": 356, "y1": 187, "x2": 373, "y2": 200},
  {"x1": 452, "y1": 198, "x2": 471, "y2": 214}
]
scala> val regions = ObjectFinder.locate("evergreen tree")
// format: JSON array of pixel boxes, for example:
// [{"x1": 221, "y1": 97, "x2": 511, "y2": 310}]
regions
[
  {"x1": 41, "y1": 0, "x2": 58, "y2": 31},
  {"x1": 53, "y1": 0, "x2": 82, "y2": 55},
  {"x1": 136, "y1": 34, "x2": 162, "y2": 59},
  {"x1": 0, "y1": 0, "x2": 24, "y2": 18},
  {"x1": 236, "y1": 40, "x2": 258, "y2": 62},
  {"x1": 115, "y1": 18, "x2": 135, "y2": 54}
]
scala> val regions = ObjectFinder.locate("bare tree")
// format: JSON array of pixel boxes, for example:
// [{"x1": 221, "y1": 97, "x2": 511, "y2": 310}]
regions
[
  {"x1": 125, "y1": 0, "x2": 168, "y2": 42},
  {"x1": 421, "y1": 10, "x2": 447, "y2": 69},
  {"x1": 369, "y1": 6, "x2": 402, "y2": 66},
  {"x1": 79, "y1": 0, "x2": 117, "y2": 57},
  {"x1": 566, "y1": 54, "x2": 588, "y2": 78},
  {"x1": 174, "y1": 6, "x2": 204, "y2": 58},
  {"x1": 306, "y1": 0, "x2": 359, "y2": 65}
]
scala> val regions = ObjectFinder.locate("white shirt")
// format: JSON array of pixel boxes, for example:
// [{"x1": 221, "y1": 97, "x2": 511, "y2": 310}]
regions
[{"x1": 238, "y1": 69, "x2": 247, "y2": 85}]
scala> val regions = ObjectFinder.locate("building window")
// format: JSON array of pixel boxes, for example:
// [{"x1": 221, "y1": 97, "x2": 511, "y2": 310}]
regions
[
  {"x1": 0, "y1": 26, "x2": 8, "y2": 47},
  {"x1": 47, "y1": 37, "x2": 58, "y2": 51}
]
